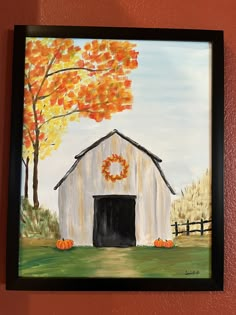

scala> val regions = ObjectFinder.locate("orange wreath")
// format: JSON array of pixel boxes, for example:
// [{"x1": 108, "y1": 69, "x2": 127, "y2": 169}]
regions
[{"x1": 101, "y1": 154, "x2": 129, "y2": 182}]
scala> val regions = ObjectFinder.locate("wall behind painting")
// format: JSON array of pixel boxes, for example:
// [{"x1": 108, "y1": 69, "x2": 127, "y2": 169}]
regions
[{"x1": 0, "y1": 0, "x2": 235, "y2": 314}]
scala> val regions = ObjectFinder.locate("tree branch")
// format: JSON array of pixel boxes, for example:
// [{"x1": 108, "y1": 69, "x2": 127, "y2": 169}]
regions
[
  {"x1": 37, "y1": 65, "x2": 110, "y2": 101},
  {"x1": 22, "y1": 158, "x2": 26, "y2": 167},
  {"x1": 38, "y1": 104, "x2": 109, "y2": 130},
  {"x1": 37, "y1": 85, "x2": 61, "y2": 100},
  {"x1": 31, "y1": 55, "x2": 58, "y2": 132},
  {"x1": 24, "y1": 125, "x2": 35, "y2": 147},
  {"x1": 35, "y1": 55, "x2": 57, "y2": 103},
  {"x1": 25, "y1": 74, "x2": 35, "y2": 104},
  {"x1": 46, "y1": 66, "x2": 109, "y2": 78},
  {"x1": 38, "y1": 108, "x2": 82, "y2": 129}
]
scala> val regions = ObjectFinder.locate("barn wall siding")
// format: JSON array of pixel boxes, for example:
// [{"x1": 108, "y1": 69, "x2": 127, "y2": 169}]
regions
[{"x1": 58, "y1": 133, "x2": 172, "y2": 245}]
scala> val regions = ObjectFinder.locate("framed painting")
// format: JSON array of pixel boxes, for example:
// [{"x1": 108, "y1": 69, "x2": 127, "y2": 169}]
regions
[{"x1": 6, "y1": 25, "x2": 224, "y2": 291}]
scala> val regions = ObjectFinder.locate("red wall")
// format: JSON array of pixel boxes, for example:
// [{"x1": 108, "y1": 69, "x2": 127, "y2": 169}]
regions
[{"x1": 0, "y1": 1, "x2": 235, "y2": 314}]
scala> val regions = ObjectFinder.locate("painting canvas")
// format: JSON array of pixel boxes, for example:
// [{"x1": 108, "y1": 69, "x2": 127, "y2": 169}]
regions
[{"x1": 6, "y1": 26, "x2": 224, "y2": 291}]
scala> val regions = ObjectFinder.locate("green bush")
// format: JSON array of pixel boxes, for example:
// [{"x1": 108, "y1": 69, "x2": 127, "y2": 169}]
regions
[{"x1": 20, "y1": 198, "x2": 60, "y2": 239}]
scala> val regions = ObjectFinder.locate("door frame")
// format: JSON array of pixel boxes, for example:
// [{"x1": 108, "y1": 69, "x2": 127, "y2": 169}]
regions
[{"x1": 92, "y1": 194, "x2": 136, "y2": 247}]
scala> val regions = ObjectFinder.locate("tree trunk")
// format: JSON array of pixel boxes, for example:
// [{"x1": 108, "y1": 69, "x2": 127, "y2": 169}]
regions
[
  {"x1": 24, "y1": 156, "x2": 29, "y2": 199},
  {"x1": 33, "y1": 132, "x2": 40, "y2": 209}
]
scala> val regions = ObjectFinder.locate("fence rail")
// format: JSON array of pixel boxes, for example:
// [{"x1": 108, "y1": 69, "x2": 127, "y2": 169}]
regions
[{"x1": 171, "y1": 219, "x2": 212, "y2": 236}]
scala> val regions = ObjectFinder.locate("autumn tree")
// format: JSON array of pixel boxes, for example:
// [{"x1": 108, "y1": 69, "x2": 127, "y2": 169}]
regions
[{"x1": 23, "y1": 38, "x2": 138, "y2": 208}]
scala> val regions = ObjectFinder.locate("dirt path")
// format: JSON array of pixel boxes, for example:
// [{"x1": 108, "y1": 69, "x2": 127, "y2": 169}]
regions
[{"x1": 95, "y1": 248, "x2": 140, "y2": 278}]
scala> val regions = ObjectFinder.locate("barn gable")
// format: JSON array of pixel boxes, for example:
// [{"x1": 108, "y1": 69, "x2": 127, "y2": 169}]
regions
[{"x1": 54, "y1": 129, "x2": 175, "y2": 194}]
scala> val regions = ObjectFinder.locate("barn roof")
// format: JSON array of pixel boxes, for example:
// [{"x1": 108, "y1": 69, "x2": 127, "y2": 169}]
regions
[{"x1": 54, "y1": 129, "x2": 175, "y2": 194}]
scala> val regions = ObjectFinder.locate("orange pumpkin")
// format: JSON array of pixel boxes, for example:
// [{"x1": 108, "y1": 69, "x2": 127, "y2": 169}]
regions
[
  {"x1": 154, "y1": 238, "x2": 164, "y2": 247},
  {"x1": 56, "y1": 238, "x2": 74, "y2": 250},
  {"x1": 163, "y1": 240, "x2": 174, "y2": 248}
]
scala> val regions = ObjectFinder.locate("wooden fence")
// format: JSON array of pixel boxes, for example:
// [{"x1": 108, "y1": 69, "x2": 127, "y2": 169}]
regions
[{"x1": 171, "y1": 219, "x2": 212, "y2": 236}]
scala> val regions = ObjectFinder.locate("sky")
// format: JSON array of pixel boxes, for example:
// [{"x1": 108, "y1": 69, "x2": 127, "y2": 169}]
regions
[{"x1": 22, "y1": 38, "x2": 211, "y2": 214}]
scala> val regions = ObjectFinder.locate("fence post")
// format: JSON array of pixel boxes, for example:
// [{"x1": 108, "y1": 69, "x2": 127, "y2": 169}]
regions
[
  {"x1": 175, "y1": 222, "x2": 178, "y2": 236},
  {"x1": 201, "y1": 219, "x2": 204, "y2": 235},
  {"x1": 186, "y1": 220, "x2": 190, "y2": 236}
]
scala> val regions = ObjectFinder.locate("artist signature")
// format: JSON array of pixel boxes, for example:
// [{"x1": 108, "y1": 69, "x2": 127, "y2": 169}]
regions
[{"x1": 185, "y1": 270, "x2": 200, "y2": 275}]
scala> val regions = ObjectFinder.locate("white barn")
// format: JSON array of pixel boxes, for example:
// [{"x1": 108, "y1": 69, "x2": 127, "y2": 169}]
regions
[{"x1": 54, "y1": 129, "x2": 175, "y2": 246}]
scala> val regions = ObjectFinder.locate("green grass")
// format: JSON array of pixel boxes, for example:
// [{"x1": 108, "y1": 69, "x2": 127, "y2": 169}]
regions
[
  {"x1": 19, "y1": 246, "x2": 211, "y2": 278},
  {"x1": 127, "y1": 247, "x2": 210, "y2": 278}
]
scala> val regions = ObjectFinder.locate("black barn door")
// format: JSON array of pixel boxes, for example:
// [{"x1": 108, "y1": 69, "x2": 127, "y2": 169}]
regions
[{"x1": 93, "y1": 195, "x2": 136, "y2": 247}]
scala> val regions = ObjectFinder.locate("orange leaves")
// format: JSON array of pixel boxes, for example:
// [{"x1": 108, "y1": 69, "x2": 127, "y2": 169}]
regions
[
  {"x1": 23, "y1": 126, "x2": 34, "y2": 149},
  {"x1": 116, "y1": 51, "x2": 125, "y2": 62},
  {"x1": 130, "y1": 59, "x2": 138, "y2": 69},
  {"x1": 124, "y1": 79, "x2": 132, "y2": 88},
  {"x1": 24, "y1": 37, "x2": 138, "y2": 112},
  {"x1": 109, "y1": 41, "x2": 123, "y2": 53},
  {"x1": 82, "y1": 51, "x2": 89, "y2": 60},
  {"x1": 91, "y1": 40, "x2": 99, "y2": 50},
  {"x1": 33, "y1": 66, "x2": 45, "y2": 77},
  {"x1": 67, "y1": 91, "x2": 75, "y2": 98},
  {"x1": 24, "y1": 89, "x2": 33, "y2": 103},
  {"x1": 50, "y1": 97, "x2": 57, "y2": 106},
  {"x1": 25, "y1": 63, "x2": 30, "y2": 70},
  {"x1": 23, "y1": 37, "x2": 138, "y2": 161},
  {"x1": 99, "y1": 42, "x2": 107, "y2": 51},
  {"x1": 73, "y1": 74, "x2": 134, "y2": 123},
  {"x1": 55, "y1": 51, "x2": 62, "y2": 60},
  {"x1": 88, "y1": 112, "x2": 103, "y2": 122},
  {"x1": 63, "y1": 39, "x2": 74, "y2": 47},
  {"x1": 107, "y1": 41, "x2": 139, "y2": 73},
  {"x1": 24, "y1": 138, "x2": 32, "y2": 149},
  {"x1": 57, "y1": 98, "x2": 64, "y2": 106},
  {"x1": 130, "y1": 49, "x2": 139, "y2": 59},
  {"x1": 39, "y1": 132, "x2": 45, "y2": 141},
  {"x1": 107, "y1": 59, "x2": 115, "y2": 68},
  {"x1": 57, "y1": 85, "x2": 67, "y2": 94},
  {"x1": 80, "y1": 39, "x2": 138, "y2": 75},
  {"x1": 84, "y1": 43, "x2": 91, "y2": 51},
  {"x1": 23, "y1": 110, "x2": 33, "y2": 125},
  {"x1": 77, "y1": 60, "x2": 84, "y2": 68},
  {"x1": 63, "y1": 100, "x2": 74, "y2": 110},
  {"x1": 61, "y1": 54, "x2": 70, "y2": 62},
  {"x1": 103, "y1": 52, "x2": 111, "y2": 60},
  {"x1": 97, "y1": 84, "x2": 106, "y2": 95},
  {"x1": 123, "y1": 104, "x2": 132, "y2": 110}
]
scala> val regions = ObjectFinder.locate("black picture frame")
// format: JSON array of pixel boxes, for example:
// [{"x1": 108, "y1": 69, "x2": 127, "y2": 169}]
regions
[{"x1": 6, "y1": 25, "x2": 224, "y2": 291}]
